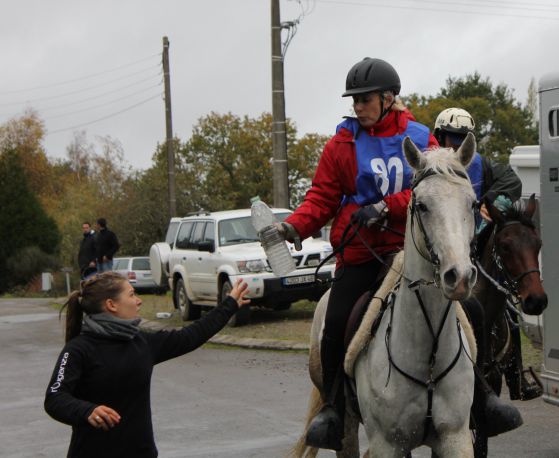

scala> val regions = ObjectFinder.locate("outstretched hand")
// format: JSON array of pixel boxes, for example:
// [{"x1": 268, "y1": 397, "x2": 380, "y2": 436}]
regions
[{"x1": 228, "y1": 279, "x2": 251, "y2": 308}]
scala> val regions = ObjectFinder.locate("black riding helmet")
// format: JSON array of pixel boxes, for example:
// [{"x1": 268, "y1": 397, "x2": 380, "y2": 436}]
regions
[{"x1": 342, "y1": 58, "x2": 401, "y2": 97}]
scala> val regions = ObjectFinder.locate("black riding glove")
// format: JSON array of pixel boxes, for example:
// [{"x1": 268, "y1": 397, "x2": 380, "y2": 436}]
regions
[
  {"x1": 350, "y1": 201, "x2": 388, "y2": 228},
  {"x1": 275, "y1": 222, "x2": 303, "y2": 251}
]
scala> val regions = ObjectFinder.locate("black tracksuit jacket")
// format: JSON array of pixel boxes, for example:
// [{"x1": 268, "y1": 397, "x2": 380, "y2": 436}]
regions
[
  {"x1": 44, "y1": 297, "x2": 238, "y2": 458},
  {"x1": 78, "y1": 232, "x2": 96, "y2": 271}
]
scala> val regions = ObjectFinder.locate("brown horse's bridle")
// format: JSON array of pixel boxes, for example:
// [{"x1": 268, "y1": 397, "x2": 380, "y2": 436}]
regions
[{"x1": 492, "y1": 220, "x2": 541, "y2": 297}]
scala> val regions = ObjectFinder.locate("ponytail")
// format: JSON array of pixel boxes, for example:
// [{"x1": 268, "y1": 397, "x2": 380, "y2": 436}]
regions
[{"x1": 61, "y1": 291, "x2": 83, "y2": 342}]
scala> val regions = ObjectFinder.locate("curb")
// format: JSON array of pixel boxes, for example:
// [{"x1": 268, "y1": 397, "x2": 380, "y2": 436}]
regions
[{"x1": 140, "y1": 319, "x2": 310, "y2": 351}]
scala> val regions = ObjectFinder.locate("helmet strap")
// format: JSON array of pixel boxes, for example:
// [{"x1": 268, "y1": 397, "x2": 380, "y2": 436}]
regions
[{"x1": 378, "y1": 93, "x2": 395, "y2": 122}]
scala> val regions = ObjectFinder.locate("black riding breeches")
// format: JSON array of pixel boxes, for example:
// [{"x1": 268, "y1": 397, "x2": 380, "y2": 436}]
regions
[{"x1": 324, "y1": 259, "x2": 384, "y2": 348}]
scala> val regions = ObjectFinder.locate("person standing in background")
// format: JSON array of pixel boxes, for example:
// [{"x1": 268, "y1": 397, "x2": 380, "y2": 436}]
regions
[
  {"x1": 78, "y1": 222, "x2": 97, "y2": 279},
  {"x1": 95, "y1": 218, "x2": 119, "y2": 273}
]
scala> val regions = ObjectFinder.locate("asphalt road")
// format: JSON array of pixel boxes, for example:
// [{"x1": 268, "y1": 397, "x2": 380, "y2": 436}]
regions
[{"x1": 1, "y1": 298, "x2": 559, "y2": 458}]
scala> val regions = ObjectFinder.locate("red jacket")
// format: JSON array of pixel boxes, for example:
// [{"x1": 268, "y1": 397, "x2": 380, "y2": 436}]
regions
[{"x1": 286, "y1": 109, "x2": 438, "y2": 266}]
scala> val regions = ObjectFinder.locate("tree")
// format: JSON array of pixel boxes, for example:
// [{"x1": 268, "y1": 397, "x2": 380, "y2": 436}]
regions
[
  {"x1": 0, "y1": 150, "x2": 61, "y2": 291},
  {"x1": 526, "y1": 77, "x2": 538, "y2": 128},
  {"x1": 177, "y1": 112, "x2": 327, "y2": 211},
  {"x1": 404, "y1": 72, "x2": 538, "y2": 162}
]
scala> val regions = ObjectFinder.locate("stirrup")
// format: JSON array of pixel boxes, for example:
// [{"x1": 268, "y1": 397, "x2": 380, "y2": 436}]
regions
[
  {"x1": 305, "y1": 404, "x2": 343, "y2": 451},
  {"x1": 520, "y1": 367, "x2": 543, "y2": 401}
]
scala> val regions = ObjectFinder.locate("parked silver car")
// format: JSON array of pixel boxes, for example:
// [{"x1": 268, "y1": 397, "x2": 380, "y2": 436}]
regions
[{"x1": 113, "y1": 257, "x2": 164, "y2": 293}]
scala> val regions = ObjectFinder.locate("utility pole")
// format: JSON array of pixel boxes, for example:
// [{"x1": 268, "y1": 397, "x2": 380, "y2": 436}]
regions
[
  {"x1": 162, "y1": 36, "x2": 177, "y2": 218},
  {"x1": 271, "y1": 0, "x2": 289, "y2": 208}
]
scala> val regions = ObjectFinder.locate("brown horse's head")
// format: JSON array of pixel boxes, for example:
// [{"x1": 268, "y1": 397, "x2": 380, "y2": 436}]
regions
[{"x1": 486, "y1": 194, "x2": 547, "y2": 315}]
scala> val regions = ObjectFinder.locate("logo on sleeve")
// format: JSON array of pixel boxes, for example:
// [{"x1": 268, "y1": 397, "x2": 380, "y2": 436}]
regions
[{"x1": 50, "y1": 352, "x2": 69, "y2": 393}]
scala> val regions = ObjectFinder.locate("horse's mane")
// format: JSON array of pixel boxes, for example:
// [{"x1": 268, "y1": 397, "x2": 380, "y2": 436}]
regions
[
  {"x1": 477, "y1": 199, "x2": 535, "y2": 254},
  {"x1": 506, "y1": 199, "x2": 536, "y2": 229},
  {"x1": 420, "y1": 147, "x2": 472, "y2": 187}
]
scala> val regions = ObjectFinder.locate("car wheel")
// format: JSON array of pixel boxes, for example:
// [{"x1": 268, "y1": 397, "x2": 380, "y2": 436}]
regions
[
  {"x1": 175, "y1": 278, "x2": 201, "y2": 321},
  {"x1": 222, "y1": 279, "x2": 250, "y2": 327}
]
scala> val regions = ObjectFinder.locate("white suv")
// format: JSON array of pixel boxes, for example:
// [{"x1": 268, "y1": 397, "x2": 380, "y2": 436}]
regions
[{"x1": 150, "y1": 208, "x2": 335, "y2": 326}]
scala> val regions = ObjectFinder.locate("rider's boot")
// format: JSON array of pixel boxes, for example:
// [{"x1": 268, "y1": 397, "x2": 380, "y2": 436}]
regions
[
  {"x1": 475, "y1": 368, "x2": 524, "y2": 437},
  {"x1": 305, "y1": 334, "x2": 345, "y2": 451}
]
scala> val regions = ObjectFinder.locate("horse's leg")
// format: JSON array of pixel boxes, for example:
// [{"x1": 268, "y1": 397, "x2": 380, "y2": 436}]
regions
[
  {"x1": 431, "y1": 426, "x2": 474, "y2": 458},
  {"x1": 337, "y1": 409, "x2": 360, "y2": 458},
  {"x1": 364, "y1": 429, "x2": 409, "y2": 458}
]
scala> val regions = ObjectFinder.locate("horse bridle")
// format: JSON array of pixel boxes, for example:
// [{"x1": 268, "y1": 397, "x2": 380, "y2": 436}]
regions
[
  {"x1": 409, "y1": 168, "x2": 478, "y2": 287},
  {"x1": 491, "y1": 221, "x2": 541, "y2": 296}
]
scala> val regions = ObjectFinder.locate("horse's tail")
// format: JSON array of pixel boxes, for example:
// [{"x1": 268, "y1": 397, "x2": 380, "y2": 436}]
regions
[{"x1": 286, "y1": 385, "x2": 322, "y2": 458}]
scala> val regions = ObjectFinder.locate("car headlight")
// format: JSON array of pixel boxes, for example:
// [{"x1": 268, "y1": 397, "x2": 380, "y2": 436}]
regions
[{"x1": 237, "y1": 259, "x2": 268, "y2": 273}]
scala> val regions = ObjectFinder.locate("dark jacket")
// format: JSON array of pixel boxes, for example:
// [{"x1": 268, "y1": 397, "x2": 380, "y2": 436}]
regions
[
  {"x1": 480, "y1": 155, "x2": 522, "y2": 201},
  {"x1": 95, "y1": 228, "x2": 120, "y2": 262},
  {"x1": 44, "y1": 297, "x2": 238, "y2": 458},
  {"x1": 78, "y1": 232, "x2": 97, "y2": 271}
]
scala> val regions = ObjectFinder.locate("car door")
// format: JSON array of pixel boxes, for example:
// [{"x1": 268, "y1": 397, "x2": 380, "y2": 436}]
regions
[
  {"x1": 199, "y1": 221, "x2": 218, "y2": 299},
  {"x1": 184, "y1": 221, "x2": 216, "y2": 299},
  {"x1": 169, "y1": 221, "x2": 194, "y2": 291}
]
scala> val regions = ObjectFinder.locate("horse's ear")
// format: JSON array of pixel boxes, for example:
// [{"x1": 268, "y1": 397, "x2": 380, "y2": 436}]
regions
[
  {"x1": 525, "y1": 193, "x2": 537, "y2": 220},
  {"x1": 484, "y1": 195, "x2": 505, "y2": 226},
  {"x1": 403, "y1": 136, "x2": 426, "y2": 171},
  {"x1": 455, "y1": 132, "x2": 476, "y2": 168}
]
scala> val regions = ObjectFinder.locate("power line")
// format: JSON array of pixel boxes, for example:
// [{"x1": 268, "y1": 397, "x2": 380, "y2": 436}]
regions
[
  {"x1": 27, "y1": 75, "x2": 162, "y2": 114},
  {"x1": 314, "y1": 0, "x2": 559, "y2": 21},
  {"x1": 0, "y1": 52, "x2": 161, "y2": 95},
  {"x1": 43, "y1": 83, "x2": 163, "y2": 120},
  {"x1": 47, "y1": 93, "x2": 162, "y2": 135},
  {"x1": 0, "y1": 65, "x2": 161, "y2": 107}
]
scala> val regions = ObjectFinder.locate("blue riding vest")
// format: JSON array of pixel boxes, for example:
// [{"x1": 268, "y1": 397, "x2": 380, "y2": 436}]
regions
[
  {"x1": 467, "y1": 152, "x2": 483, "y2": 201},
  {"x1": 337, "y1": 117, "x2": 430, "y2": 206}
]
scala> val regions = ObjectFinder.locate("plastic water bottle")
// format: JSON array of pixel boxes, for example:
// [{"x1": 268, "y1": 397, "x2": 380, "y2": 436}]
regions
[{"x1": 251, "y1": 196, "x2": 296, "y2": 277}]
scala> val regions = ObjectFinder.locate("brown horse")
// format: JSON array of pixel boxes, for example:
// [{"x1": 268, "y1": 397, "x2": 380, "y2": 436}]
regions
[{"x1": 472, "y1": 194, "x2": 547, "y2": 456}]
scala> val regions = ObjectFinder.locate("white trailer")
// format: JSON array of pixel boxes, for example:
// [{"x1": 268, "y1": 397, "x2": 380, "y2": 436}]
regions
[{"x1": 539, "y1": 72, "x2": 559, "y2": 407}]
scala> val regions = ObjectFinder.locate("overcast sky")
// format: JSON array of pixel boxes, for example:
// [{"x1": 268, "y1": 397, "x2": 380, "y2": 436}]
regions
[{"x1": 1, "y1": 0, "x2": 557, "y2": 170}]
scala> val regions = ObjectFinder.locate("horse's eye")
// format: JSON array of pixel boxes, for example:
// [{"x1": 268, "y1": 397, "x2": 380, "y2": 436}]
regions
[
  {"x1": 417, "y1": 202, "x2": 428, "y2": 212},
  {"x1": 499, "y1": 240, "x2": 512, "y2": 254}
]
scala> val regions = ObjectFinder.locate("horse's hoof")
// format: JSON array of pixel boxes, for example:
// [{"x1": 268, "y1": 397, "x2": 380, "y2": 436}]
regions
[
  {"x1": 305, "y1": 405, "x2": 343, "y2": 451},
  {"x1": 484, "y1": 393, "x2": 524, "y2": 437}
]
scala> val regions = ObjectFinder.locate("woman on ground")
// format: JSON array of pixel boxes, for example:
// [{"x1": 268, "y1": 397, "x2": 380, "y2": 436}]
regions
[
  {"x1": 278, "y1": 57, "x2": 438, "y2": 450},
  {"x1": 44, "y1": 272, "x2": 250, "y2": 458}
]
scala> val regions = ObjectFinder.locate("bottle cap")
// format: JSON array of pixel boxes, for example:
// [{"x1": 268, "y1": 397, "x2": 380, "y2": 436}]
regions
[{"x1": 250, "y1": 196, "x2": 260, "y2": 204}]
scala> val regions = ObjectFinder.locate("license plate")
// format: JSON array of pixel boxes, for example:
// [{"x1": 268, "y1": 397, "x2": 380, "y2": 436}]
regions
[{"x1": 283, "y1": 274, "x2": 315, "y2": 286}]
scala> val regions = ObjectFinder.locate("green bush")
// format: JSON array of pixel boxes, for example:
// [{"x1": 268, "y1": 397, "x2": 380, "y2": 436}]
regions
[{"x1": 5, "y1": 245, "x2": 60, "y2": 288}]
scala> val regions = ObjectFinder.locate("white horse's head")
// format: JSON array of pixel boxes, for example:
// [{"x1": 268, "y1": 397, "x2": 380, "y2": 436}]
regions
[{"x1": 403, "y1": 132, "x2": 478, "y2": 300}]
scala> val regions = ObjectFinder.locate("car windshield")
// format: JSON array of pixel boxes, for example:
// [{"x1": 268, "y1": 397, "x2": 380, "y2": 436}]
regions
[{"x1": 218, "y1": 213, "x2": 290, "y2": 247}]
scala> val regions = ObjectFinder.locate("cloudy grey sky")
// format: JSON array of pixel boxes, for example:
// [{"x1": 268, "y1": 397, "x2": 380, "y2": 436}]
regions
[{"x1": 1, "y1": 0, "x2": 557, "y2": 170}]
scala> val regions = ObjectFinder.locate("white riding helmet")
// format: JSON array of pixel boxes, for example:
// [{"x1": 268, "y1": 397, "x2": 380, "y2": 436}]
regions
[{"x1": 434, "y1": 108, "x2": 475, "y2": 136}]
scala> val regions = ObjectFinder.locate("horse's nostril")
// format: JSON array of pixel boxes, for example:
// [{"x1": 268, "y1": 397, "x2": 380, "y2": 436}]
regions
[{"x1": 444, "y1": 268, "x2": 458, "y2": 287}]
